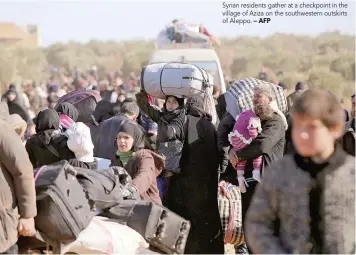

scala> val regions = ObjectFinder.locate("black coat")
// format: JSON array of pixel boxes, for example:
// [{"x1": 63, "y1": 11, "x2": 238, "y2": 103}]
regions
[
  {"x1": 25, "y1": 133, "x2": 75, "y2": 168},
  {"x1": 234, "y1": 112, "x2": 286, "y2": 171},
  {"x1": 217, "y1": 113, "x2": 238, "y2": 185},
  {"x1": 167, "y1": 100, "x2": 224, "y2": 254}
]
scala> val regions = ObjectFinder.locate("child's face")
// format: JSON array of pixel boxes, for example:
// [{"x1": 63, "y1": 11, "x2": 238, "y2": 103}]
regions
[
  {"x1": 292, "y1": 113, "x2": 343, "y2": 157},
  {"x1": 117, "y1": 132, "x2": 134, "y2": 152},
  {"x1": 166, "y1": 97, "x2": 179, "y2": 112}
]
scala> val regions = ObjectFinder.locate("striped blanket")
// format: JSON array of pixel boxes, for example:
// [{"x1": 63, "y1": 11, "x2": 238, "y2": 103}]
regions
[{"x1": 225, "y1": 78, "x2": 287, "y2": 119}]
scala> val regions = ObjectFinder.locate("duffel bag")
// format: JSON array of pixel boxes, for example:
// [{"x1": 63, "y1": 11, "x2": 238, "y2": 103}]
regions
[
  {"x1": 225, "y1": 77, "x2": 288, "y2": 119},
  {"x1": 101, "y1": 200, "x2": 191, "y2": 254},
  {"x1": 140, "y1": 62, "x2": 213, "y2": 99},
  {"x1": 75, "y1": 168, "x2": 124, "y2": 210},
  {"x1": 34, "y1": 160, "x2": 96, "y2": 244},
  {"x1": 55, "y1": 88, "x2": 102, "y2": 123}
]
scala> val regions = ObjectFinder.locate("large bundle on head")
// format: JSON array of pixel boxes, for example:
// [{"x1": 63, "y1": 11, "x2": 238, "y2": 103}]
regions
[
  {"x1": 225, "y1": 78, "x2": 287, "y2": 118},
  {"x1": 55, "y1": 89, "x2": 102, "y2": 123},
  {"x1": 140, "y1": 62, "x2": 213, "y2": 99}
]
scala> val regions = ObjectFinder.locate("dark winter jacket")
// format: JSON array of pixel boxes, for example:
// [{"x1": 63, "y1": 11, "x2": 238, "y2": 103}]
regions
[
  {"x1": 136, "y1": 92, "x2": 186, "y2": 150},
  {"x1": 232, "y1": 112, "x2": 286, "y2": 174},
  {"x1": 25, "y1": 109, "x2": 75, "y2": 168}
]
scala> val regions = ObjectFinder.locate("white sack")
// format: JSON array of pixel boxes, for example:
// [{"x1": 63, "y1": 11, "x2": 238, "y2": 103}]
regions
[
  {"x1": 61, "y1": 216, "x2": 149, "y2": 254},
  {"x1": 141, "y1": 62, "x2": 213, "y2": 99}
]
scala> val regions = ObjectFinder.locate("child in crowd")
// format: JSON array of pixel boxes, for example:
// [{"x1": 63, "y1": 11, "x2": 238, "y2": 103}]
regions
[{"x1": 245, "y1": 89, "x2": 355, "y2": 254}]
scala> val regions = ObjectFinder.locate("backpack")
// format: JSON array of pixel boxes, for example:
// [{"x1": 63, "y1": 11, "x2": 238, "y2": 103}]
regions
[
  {"x1": 217, "y1": 181, "x2": 244, "y2": 246},
  {"x1": 55, "y1": 89, "x2": 102, "y2": 123}
]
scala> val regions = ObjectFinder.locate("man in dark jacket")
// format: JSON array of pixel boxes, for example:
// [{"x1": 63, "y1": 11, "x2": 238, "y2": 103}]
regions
[
  {"x1": 93, "y1": 101, "x2": 140, "y2": 160},
  {"x1": 228, "y1": 83, "x2": 286, "y2": 252}
]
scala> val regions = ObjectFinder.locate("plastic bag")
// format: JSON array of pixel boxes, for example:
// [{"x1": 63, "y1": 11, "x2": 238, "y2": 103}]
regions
[{"x1": 61, "y1": 216, "x2": 149, "y2": 254}]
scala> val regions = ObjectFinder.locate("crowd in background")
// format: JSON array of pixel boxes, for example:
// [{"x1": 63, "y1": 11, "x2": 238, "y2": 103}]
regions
[{"x1": 0, "y1": 62, "x2": 355, "y2": 255}]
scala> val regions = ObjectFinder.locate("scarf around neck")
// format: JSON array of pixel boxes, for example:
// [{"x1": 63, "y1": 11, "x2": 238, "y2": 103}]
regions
[{"x1": 117, "y1": 150, "x2": 135, "y2": 166}]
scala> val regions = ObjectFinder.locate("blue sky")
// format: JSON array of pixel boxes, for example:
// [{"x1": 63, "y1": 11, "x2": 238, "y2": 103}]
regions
[{"x1": 0, "y1": 0, "x2": 354, "y2": 46}]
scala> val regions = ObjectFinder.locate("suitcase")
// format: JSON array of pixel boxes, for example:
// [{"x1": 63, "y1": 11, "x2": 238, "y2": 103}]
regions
[
  {"x1": 34, "y1": 161, "x2": 96, "y2": 244},
  {"x1": 101, "y1": 200, "x2": 191, "y2": 254},
  {"x1": 55, "y1": 89, "x2": 102, "y2": 123},
  {"x1": 141, "y1": 62, "x2": 213, "y2": 99}
]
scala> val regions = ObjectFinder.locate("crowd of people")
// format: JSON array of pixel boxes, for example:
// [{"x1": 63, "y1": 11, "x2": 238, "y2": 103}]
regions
[{"x1": 0, "y1": 66, "x2": 355, "y2": 254}]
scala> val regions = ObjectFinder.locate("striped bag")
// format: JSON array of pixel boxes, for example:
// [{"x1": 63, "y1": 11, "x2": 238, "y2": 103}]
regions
[
  {"x1": 225, "y1": 77, "x2": 287, "y2": 119},
  {"x1": 217, "y1": 181, "x2": 244, "y2": 246}
]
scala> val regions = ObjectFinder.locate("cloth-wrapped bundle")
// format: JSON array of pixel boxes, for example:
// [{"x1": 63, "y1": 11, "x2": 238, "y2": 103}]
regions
[
  {"x1": 140, "y1": 62, "x2": 213, "y2": 99},
  {"x1": 225, "y1": 78, "x2": 288, "y2": 118}
]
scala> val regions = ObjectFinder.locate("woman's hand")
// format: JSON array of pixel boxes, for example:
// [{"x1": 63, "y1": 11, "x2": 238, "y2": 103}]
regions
[{"x1": 228, "y1": 148, "x2": 238, "y2": 167}]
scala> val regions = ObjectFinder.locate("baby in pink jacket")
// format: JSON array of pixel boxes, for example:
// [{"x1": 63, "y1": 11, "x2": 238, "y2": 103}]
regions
[{"x1": 228, "y1": 109, "x2": 263, "y2": 193}]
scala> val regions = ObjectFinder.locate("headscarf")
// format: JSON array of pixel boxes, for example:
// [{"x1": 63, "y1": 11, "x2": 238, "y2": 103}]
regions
[
  {"x1": 163, "y1": 95, "x2": 185, "y2": 111},
  {"x1": 56, "y1": 102, "x2": 79, "y2": 122},
  {"x1": 187, "y1": 95, "x2": 212, "y2": 121},
  {"x1": 118, "y1": 122, "x2": 145, "y2": 152},
  {"x1": 161, "y1": 95, "x2": 186, "y2": 123},
  {"x1": 92, "y1": 100, "x2": 114, "y2": 125},
  {"x1": 34, "y1": 109, "x2": 60, "y2": 144}
]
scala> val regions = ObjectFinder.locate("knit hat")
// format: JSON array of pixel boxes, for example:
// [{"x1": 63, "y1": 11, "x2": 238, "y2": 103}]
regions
[
  {"x1": 66, "y1": 122, "x2": 94, "y2": 162},
  {"x1": 295, "y1": 82, "x2": 305, "y2": 91}
]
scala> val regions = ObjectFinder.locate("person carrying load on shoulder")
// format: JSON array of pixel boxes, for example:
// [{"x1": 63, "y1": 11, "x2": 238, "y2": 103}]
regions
[{"x1": 136, "y1": 91, "x2": 186, "y2": 202}]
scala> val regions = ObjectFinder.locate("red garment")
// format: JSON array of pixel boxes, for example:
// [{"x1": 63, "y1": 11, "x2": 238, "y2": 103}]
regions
[
  {"x1": 147, "y1": 94, "x2": 155, "y2": 105},
  {"x1": 200, "y1": 26, "x2": 212, "y2": 37}
]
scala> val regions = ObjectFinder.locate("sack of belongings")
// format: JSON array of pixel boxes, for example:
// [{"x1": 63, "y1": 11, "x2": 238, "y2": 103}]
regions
[
  {"x1": 140, "y1": 62, "x2": 213, "y2": 99},
  {"x1": 225, "y1": 78, "x2": 288, "y2": 119},
  {"x1": 61, "y1": 216, "x2": 149, "y2": 254}
]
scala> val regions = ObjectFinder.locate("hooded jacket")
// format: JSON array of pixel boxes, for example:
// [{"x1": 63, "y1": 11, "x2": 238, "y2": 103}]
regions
[
  {"x1": 25, "y1": 109, "x2": 75, "y2": 168},
  {"x1": 111, "y1": 149, "x2": 164, "y2": 205}
]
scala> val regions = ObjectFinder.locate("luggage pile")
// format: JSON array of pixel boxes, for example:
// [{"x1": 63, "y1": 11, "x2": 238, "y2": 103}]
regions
[
  {"x1": 156, "y1": 20, "x2": 212, "y2": 48},
  {"x1": 21, "y1": 160, "x2": 191, "y2": 254}
]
